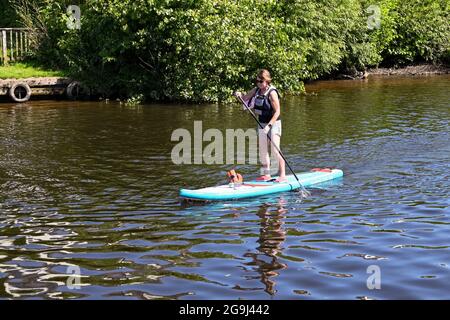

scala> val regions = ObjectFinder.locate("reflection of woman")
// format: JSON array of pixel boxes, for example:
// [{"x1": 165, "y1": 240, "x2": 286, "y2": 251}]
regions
[
  {"x1": 244, "y1": 200, "x2": 287, "y2": 295},
  {"x1": 234, "y1": 69, "x2": 286, "y2": 182}
]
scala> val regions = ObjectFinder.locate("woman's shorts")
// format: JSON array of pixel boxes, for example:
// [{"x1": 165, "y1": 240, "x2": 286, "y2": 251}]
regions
[{"x1": 258, "y1": 120, "x2": 282, "y2": 137}]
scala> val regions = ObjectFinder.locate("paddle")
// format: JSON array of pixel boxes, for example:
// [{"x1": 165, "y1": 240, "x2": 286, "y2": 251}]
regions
[{"x1": 234, "y1": 94, "x2": 311, "y2": 199}]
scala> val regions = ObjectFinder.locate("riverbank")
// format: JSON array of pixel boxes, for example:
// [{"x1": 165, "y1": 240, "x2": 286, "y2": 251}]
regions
[
  {"x1": 0, "y1": 77, "x2": 73, "y2": 102},
  {"x1": 367, "y1": 64, "x2": 450, "y2": 76},
  {"x1": 1, "y1": 61, "x2": 449, "y2": 103},
  {"x1": 0, "y1": 62, "x2": 75, "y2": 102},
  {"x1": 312, "y1": 63, "x2": 449, "y2": 82}
]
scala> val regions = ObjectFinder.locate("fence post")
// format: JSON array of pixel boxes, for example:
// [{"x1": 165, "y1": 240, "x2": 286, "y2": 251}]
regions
[
  {"x1": 9, "y1": 29, "x2": 14, "y2": 61},
  {"x1": 25, "y1": 32, "x2": 28, "y2": 54},
  {"x1": 20, "y1": 31, "x2": 23, "y2": 57},
  {"x1": 15, "y1": 31, "x2": 19, "y2": 61},
  {"x1": 2, "y1": 30, "x2": 7, "y2": 64}
]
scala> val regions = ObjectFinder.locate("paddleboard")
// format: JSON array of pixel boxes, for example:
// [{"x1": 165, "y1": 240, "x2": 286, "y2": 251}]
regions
[{"x1": 180, "y1": 168, "x2": 343, "y2": 201}]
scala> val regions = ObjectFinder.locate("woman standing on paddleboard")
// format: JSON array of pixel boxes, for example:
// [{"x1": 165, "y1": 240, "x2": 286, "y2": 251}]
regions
[{"x1": 234, "y1": 69, "x2": 286, "y2": 183}]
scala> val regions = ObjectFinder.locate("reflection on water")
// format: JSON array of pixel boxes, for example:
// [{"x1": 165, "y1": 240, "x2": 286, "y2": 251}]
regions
[
  {"x1": 245, "y1": 200, "x2": 287, "y2": 296},
  {"x1": 0, "y1": 75, "x2": 449, "y2": 299}
]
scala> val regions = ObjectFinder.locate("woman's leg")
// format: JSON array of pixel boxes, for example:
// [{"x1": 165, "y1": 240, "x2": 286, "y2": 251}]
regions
[
  {"x1": 258, "y1": 128, "x2": 271, "y2": 177},
  {"x1": 270, "y1": 134, "x2": 286, "y2": 178}
]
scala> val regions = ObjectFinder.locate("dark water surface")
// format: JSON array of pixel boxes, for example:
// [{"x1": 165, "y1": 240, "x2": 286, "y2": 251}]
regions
[{"x1": 0, "y1": 75, "x2": 449, "y2": 299}]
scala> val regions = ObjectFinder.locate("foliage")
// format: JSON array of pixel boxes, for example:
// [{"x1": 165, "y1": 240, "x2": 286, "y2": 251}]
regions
[
  {"x1": 381, "y1": 0, "x2": 450, "y2": 65},
  {"x1": 0, "y1": 1, "x2": 19, "y2": 27},
  {"x1": 7, "y1": 0, "x2": 450, "y2": 102}
]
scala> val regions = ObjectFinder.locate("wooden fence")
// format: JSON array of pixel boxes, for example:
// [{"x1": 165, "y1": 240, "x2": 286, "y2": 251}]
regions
[{"x1": 0, "y1": 28, "x2": 33, "y2": 65}]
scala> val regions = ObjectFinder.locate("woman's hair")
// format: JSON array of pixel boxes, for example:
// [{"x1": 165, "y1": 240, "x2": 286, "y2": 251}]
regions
[{"x1": 257, "y1": 69, "x2": 272, "y2": 84}]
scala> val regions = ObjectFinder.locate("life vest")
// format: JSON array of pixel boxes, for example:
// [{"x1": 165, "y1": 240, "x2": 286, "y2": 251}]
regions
[
  {"x1": 227, "y1": 169, "x2": 243, "y2": 184},
  {"x1": 251, "y1": 85, "x2": 280, "y2": 123}
]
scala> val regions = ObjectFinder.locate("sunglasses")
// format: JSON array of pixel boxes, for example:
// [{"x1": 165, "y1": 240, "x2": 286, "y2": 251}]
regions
[{"x1": 255, "y1": 78, "x2": 264, "y2": 84}]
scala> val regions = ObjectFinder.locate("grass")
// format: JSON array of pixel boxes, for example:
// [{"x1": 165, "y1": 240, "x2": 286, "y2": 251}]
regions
[{"x1": 0, "y1": 62, "x2": 66, "y2": 79}]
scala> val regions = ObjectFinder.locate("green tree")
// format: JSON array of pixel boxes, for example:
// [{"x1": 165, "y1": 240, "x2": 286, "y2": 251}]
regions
[{"x1": 8, "y1": 0, "x2": 450, "y2": 102}]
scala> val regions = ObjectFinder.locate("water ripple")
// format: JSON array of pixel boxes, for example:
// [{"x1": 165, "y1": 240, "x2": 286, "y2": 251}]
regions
[{"x1": 1, "y1": 76, "x2": 449, "y2": 299}]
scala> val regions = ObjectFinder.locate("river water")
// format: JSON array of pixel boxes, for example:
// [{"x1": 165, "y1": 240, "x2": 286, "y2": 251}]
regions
[{"x1": 0, "y1": 75, "x2": 449, "y2": 299}]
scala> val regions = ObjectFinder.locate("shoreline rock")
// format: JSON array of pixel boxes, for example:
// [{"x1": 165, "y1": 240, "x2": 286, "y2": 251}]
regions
[
  {"x1": 366, "y1": 64, "x2": 449, "y2": 77},
  {"x1": 327, "y1": 64, "x2": 449, "y2": 81}
]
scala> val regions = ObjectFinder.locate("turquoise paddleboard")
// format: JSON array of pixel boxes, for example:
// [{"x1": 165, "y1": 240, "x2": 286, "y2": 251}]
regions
[{"x1": 180, "y1": 168, "x2": 343, "y2": 201}]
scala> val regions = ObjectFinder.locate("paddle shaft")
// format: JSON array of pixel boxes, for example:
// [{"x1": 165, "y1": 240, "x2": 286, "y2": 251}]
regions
[{"x1": 235, "y1": 94, "x2": 302, "y2": 184}]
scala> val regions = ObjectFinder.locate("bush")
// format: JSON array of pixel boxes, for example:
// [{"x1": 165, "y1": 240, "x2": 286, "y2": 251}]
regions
[
  {"x1": 10, "y1": 0, "x2": 450, "y2": 102},
  {"x1": 0, "y1": 2, "x2": 19, "y2": 27},
  {"x1": 51, "y1": 0, "x2": 314, "y2": 102},
  {"x1": 363, "y1": 0, "x2": 450, "y2": 66}
]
